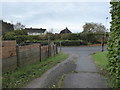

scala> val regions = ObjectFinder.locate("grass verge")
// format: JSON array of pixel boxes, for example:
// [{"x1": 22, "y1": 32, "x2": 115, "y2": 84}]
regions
[
  {"x1": 92, "y1": 51, "x2": 108, "y2": 72},
  {"x1": 2, "y1": 53, "x2": 69, "y2": 88}
]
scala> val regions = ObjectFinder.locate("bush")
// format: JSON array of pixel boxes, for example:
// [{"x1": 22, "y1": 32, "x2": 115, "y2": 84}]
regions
[
  {"x1": 3, "y1": 31, "x2": 41, "y2": 44},
  {"x1": 59, "y1": 34, "x2": 70, "y2": 40},
  {"x1": 3, "y1": 32, "x2": 16, "y2": 40},
  {"x1": 14, "y1": 30, "x2": 27, "y2": 35},
  {"x1": 79, "y1": 33, "x2": 102, "y2": 44},
  {"x1": 15, "y1": 35, "x2": 28, "y2": 44},
  {"x1": 68, "y1": 33, "x2": 79, "y2": 40},
  {"x1": 27, "y1": 35, "x2": 40, "y2": 42},
  {"x1": 55, "y1": 40, "x2": 88, "y2": 46},
  {"x1": 107, "y1": 2, "x2": 120, "y2": 88}
]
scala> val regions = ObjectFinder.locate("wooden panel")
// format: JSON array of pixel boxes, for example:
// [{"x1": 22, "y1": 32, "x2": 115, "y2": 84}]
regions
[{"x1": 1, "y1": 40, "x2": 16, "y2": 59}]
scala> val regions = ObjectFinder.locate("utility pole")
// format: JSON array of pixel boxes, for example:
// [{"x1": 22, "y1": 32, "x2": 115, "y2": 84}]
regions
[
  {"x1": 101, "y1": 34, "x2": 104, "y2": 52},
  {"x1": 102, "y1": 17, "x2": 108, "y2": 52},
  {"x1": 105, "y1": 17, "x2": 108, "y2": 37}
]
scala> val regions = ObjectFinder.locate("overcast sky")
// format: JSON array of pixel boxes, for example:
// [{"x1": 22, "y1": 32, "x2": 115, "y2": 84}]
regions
[{"x1": 2, "y1": 1, "x2": 111, "y2": 33}]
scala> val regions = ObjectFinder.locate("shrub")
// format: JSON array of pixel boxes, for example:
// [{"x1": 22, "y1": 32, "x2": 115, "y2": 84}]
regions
[
  {"x1": 15, "y1": 35, "x2": 28, "y2": 44},
  {"x1": 3, "y1": 32, "x2": 16, "y2": 40},
  {"x1": 68, "y1": 33, "x2": 79, "y2": 40},
  {"x1": 55, "y1": 40, "x2": 88, "y2": 46},
  {"x1": 27, "y1": 35, "x2": 40, "y2": 42},
  {"x1": 107, "y1": 1, "x2": 120, "y2": 88},
  {"x1": 80, "y1": 33, "x2": 104, "y2": 44},
  {"x1": 2, "y1": 30, "x2": 41, "y2": 44},
  {"x1": 14, "y1": 30, "x2": 27, "y2": 35},
  {"x1": 59, "y1": 34, "x2": 70, "y2": 40}
]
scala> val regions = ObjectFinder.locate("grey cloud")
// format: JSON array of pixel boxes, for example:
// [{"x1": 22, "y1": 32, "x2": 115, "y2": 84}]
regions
[{"x1": 2, "y1": 2, "x2": 111, "y2": 33}]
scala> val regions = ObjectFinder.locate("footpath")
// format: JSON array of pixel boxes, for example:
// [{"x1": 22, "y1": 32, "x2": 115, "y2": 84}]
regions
[
  {"x1": 62, "y1": 46, "x2": 108, "y2": 88},
  {"x1": 25, "y1": 46, "x2": 108, "y2": 88}
]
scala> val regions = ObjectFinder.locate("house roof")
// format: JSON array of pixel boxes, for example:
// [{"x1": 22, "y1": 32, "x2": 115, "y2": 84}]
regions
[
  {"x1": 24, "y1": 28, "x2": 46, "y2": 33},
  {"x1": 60, "y1": 27, "x2": 72, "y2": 34}
]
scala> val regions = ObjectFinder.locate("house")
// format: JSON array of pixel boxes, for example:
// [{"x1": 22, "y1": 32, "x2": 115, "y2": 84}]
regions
[
  {"x1": 60, "y1": 27, "x2": 72, "y2": 34},
  {"x1": 24, "y1": 28, "x2": 47, "y2": 35},
  {"x1": 0, "y1": 20, "x2": 14, "y2": 35}
]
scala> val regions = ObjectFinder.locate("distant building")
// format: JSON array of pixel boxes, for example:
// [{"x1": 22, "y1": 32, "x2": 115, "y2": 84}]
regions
[
  {"x1": 0, "y1": 20, "x2": 14, "y2": 35},
  {"x1": 24, "y1": 28, "x2": 47, "y2": 35},
  {"x1": 60, "y1": 27, "x2": 72, "y2": 34}
]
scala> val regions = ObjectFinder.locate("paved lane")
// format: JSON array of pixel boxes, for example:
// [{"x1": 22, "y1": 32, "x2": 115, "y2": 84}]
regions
[{"x1": 61, "y1": 46, "x2": 108, "y2": 88}]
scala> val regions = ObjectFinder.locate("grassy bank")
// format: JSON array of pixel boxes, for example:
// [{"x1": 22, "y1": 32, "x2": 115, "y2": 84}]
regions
[
  {"x1": 3, "y1": 53, "x2": 69, "y2": 88},
  {"x1": 92, "y1": 51, "x2": 108, "y2": 71}
]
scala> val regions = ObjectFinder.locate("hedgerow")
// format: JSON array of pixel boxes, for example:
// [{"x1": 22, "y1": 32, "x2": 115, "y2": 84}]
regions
[{"x1": 107, "y1": 1, "x2": 120, "y2": 88}]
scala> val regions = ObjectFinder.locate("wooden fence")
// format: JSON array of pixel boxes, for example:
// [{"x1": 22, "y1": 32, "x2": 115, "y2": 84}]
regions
[{"x1": 1, "y1": 40, "x2": 58, "y2": 73}]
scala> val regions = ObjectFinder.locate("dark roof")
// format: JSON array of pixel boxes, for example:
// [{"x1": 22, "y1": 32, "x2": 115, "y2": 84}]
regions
[
  {"x1": 60, "y1": 27, "x2": 72, "y2": 34},
  {"x1": 24, "y1": 28, "x2": 46, "y2": 33}
]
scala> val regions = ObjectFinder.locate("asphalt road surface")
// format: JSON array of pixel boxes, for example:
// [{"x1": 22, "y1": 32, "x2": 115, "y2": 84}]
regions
[{"x1": 60, "y1": 46, "x2": 108, "y2": 88}]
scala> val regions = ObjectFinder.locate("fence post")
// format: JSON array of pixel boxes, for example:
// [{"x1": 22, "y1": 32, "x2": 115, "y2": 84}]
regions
[
  {"x1": 56, "y1": 44, "x2": 58, "y2": 54},
  {"x1": 47, "y1": 45, "x2": 49, "y2": 57},
  {"x1": 48, "y1": 44, "x2": 50, "y2": 57},
  {"x1": 51, "y1": 45, "x2": 53, "y2": 56},
  {"x1": 16, "y1": 44, "x2": 20, "y2": 67},
  {"x1": 53, "y1": 45, "x2": 55, "y2": 56},
  {"x1": 49, "y1": 44, "x2": 51, "y2": 57},
  {"x1": 39, "y1": 44, "x2": 41, "y2": 62}
]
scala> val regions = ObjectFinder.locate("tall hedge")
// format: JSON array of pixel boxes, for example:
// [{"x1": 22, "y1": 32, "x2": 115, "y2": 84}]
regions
[{"x1": 107, "y1": 1, "x2": 120, "y2": 88}]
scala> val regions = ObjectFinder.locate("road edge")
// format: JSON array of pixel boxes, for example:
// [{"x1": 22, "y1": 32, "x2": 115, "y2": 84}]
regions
[{"x1": 24, "y1": 55, "x2": 77, "y2": 88}]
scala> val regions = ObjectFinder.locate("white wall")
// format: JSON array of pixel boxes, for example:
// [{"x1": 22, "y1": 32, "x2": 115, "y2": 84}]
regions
[{"x1": 28, "y1": 32, "x2": 46, "y2": 35}]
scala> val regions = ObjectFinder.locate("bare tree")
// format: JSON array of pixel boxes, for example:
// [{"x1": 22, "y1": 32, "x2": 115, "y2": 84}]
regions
[
  {"x1": 83, "y1": 22, "x2": 106, "y2": 34},
  {"x1": 14, "y1": 22, "x2": 25, "y2": 30}
]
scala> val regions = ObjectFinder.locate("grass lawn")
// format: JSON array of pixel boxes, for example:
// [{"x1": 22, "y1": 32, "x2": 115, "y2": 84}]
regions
[
  {"x1": 2, "y1": 53, "x2": 69, "y2": 88},
  {"x1": 92, "y1": 51, "x2": 108, "y2": 71}
]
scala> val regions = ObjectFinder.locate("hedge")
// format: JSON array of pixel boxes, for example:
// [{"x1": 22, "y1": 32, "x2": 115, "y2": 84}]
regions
[
  {"x1": 55, "y1": 40, "x2": 88, "y2": 46},
  {"x1": 107, "y1": 1, "x2": 120, "y2": 88}
]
